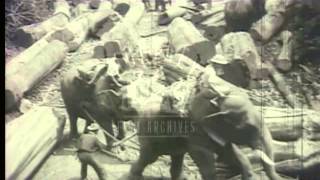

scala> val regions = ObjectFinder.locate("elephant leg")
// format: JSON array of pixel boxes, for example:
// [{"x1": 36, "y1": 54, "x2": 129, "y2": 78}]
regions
[
  {"x1": 67, "y1": 110, "x2": 79, "y2": 139},
  {"x1": 188, "y1": 146, "x2": 216, "y2": 180},
  {"x1": 222, "y1": 143, "x2": 255, "y2": 180},
  {"x1": 103, "y1": 120, "x2": 115, "y2": 150},
  {"x1": 170, "y1": 154, "x2": 186, "y2": 180},
  {"x1": 129, "y1": 146, "x2": 159, "y2": 179}
]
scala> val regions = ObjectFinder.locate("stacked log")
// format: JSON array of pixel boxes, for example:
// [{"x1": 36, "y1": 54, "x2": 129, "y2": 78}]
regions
[
  {"x1": 13, "y1": 0, "x2": 71, "y2": 48},
  {"x1": 193, "y1": 4, "x2": 227, "y2": 42},
  {"x1": 158, "y1": 6, "x2": 188, "y2": 25},
  {"x1": 97, "y1": 1, "x2": 145, "y2": 62},
  {"x1": 162, "y1": 54, "x2": 204, "y2": 84},
  {"x1": 73, "y1": 3, "x2": 90, "y2": 17},
  {"x1": 215, "y1": 32, "x2": 269, "y2": 86},
  {"x1": 5, "y1": 107, "x2": 66, "y2": 180},
  {"x1": 5, "y1": 40, "x2": 68, "y2": 112},
  {"x1": 49, "y1": 1, "x2": 114, "y2": 52},
  {"x1": 167, "y1": 17, "x2": 215, "y2": 66}
]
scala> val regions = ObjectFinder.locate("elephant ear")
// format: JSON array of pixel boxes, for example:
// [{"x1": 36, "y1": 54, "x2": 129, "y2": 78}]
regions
[{"x1": 96, "y1": 90, "x2": 122, "y2": 113}]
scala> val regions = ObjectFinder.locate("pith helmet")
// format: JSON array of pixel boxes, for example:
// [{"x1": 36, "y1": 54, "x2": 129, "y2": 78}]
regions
[
  {"x1": 87, "y1": 123, "x2": 99, "y2": 131},
  {"x1": 210, "y1": 55, "x2": 229, "y2": 65}
]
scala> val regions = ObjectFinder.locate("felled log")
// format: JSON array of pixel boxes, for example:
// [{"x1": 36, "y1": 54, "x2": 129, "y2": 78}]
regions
[
  {"x1": 5, "y1": 107, "x2": 66, "y2": 180},
  {"x1": 260, "y1": 106, "x2": 320, "y2": 141},
  {"x1": 264, "y1": 61, "x2": 296, "y2": 107},
  {"x1": 5, "y1": 40, "x2": 68, "y2": 112},
  {"x1": 73, "y1": 3, "x2": 90, "y2": 17},
  {"x1": 50, "y1": 2, "x2": 113, "y2": 52},
  {"x1": 195, "y1": 4, "x2": 227, "y2": 42},
  {"x1": 162, "y1": 54, "x2": 204, "y2": 83},
  {"x1": 14, "y1": 0, "x2": 71, "y2": 48},
  {"x1": 276, "y1": 30, "x2": 293, "y2": 72},
  {"x1": 158, "y1": 6, "x2": 188, "y2": 25},
  {"x1": 89, "y1": 0, "x2": 101, "y2": 9},
  {"x1": 216, "y1": 32, "x2": 269, "y2": 82},
  {"x1": 276, "y1": 154, "x2": 320, "y2": 177},
  {"x1": 90, "y1": 10, "x2": 120, "y2": 38},
  {"x1": 250, "y1": 12, "x2": 286, "y2": 43},
  {"x1": 168, "y1": 17, "x2": 215, "y2": 66}
]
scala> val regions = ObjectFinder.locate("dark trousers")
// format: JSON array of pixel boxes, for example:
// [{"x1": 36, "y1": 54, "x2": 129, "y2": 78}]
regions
[
  {"x1": 155, "y1": 0, "x2": 166, "y2": 11},
  {"x1": 78, "y1": 151, "x2": 107, "y2": 180}
]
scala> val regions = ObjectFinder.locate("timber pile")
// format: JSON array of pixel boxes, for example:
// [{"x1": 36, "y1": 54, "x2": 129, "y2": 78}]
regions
[
  {"x1": 5, "y1": 107, "x2": 66, "y2": 180},
  {"x1": 49, "y1": 1, "x2": 114, "y2": 52},
  {"x1": 5, "y1": 0, "x2": 320, "y2": 179},
  {"x1": 5, "y1": 39, "x2": 68, "y2": 112},
  {"x1": 13, "y1": 0, "x2": 71, "y2": 48},
  {"x1": 167, "y1": 17, "x2": 215, "y2": 66}
]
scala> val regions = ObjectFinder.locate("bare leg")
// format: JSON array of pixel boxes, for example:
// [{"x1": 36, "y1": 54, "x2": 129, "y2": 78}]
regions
[{"x1": 170, "y1": 154, "x2": 185, "y2": 180}]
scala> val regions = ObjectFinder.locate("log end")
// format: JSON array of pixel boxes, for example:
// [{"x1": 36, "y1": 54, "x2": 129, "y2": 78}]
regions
[
  {"x1": 13, "y1": 29, "x2": 35, "y2": 48},
  {"x1": 158, "y1": 13, "x2": 171, "y2": 26},
  {"x1": 114, "y1": 3, "x2": 130, "y2": 16},
  {"x1": 275, "y1": 58, "x2": 292, "y2": 72},
  {"x1": 182, "y1": 41, "x2": 216, "y2": 66},
  {"x1": 92, "y1": 46, "x2": 106, "y2": 58},
  {"x1": 89, "y1": 0, "x2": 100, "y2": 9}
]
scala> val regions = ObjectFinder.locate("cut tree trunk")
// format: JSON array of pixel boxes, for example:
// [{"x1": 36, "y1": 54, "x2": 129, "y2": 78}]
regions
[
  {"x1": 216, "y1": 32, "x2": 269, "y2": 81},
  {"x1": 73, "y1": 3, "x2": 90, "y2": 17},
  {"x1": 261, "y1": 106, "x2": 320, "y2": 141},
  {"x1": 250, "y1": 12, "x2": 286, "y2": 43},
  {"x1": 49, "y1": 2, "x2": 113, "y2": 52},
  {"x1": 167, "y1": 17, "x2": 215, "y2": 66},
  {"x1": 275, "y1": 30, "x2": 293, "y2": 72},
  {"x1": 14, "y1": 0, "x2": 71, "y2": 48},
  {"x1": 162, "y1": 54, "x2": 204, "y2": 83},
  {"x1": 264, "y1": 61, "x2": 296, "y2": 107},
  {"x1": 5, "y1": 40, "x2": 68, "y2": 112},
  {"x1": 5, "y1": 107, "x2": 66, "y2": 180},
  {"x1": 196, "y1": 4, "x2": 227, "y2": 42},
  {"x1": 158, "y1": 6, "x2": 188, "y2": 25}
]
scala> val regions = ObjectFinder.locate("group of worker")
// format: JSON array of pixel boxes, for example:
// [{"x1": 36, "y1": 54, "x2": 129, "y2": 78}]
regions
[{"x1": 142, "y1": 0, "x2": 172, "y2": 12}]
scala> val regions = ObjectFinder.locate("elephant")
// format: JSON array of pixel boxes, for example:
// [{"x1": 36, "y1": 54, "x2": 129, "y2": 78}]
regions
[
  {"x1": 60, "y1": 62, "x2": 126, "y2": 150},
  {"x1": 88, "y1": 74, "x2": 284, "y2": 180}
]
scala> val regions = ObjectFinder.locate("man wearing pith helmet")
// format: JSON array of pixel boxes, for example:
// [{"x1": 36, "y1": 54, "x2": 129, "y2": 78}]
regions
[{"x1": 77, "y1": 123, "x2": 107, "y2": 180}]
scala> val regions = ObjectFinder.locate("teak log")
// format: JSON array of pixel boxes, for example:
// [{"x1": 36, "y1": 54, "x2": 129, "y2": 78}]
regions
[
  {"x1": 73, "y1": 3, "x2": 90, "y2": 17},
  {"x1": 158, "y1": 6, "x2": 188, "y2": 25},
  {"x1": 14, "y1": 0, "x2": 71, "y2": 48},
  {"x1": 162, "y1": 54, "x2": 204, "y2": 83},
  {"x1": 5, "y1": 40, "x2": 68, "y2": 111},
  {"x1": 5, "y1": 107, "x2": 66, "y2": 180},
  {"x1": 216, "y1": 32, "x2": 269, "y2": 81},
  {"x1": 168, "y1": 17, "x2": 215, "y2": 66},
  {"x1": 196, "y1": 4, "x2": 226, "y2": 42},
  {"x1": 264, "y1": 61, "x2": 296, "y2": 107},
  {"x1": 50, "y1": 3, "x2": 113, "y2": 52},
  {"x1": 276, "y1": 30, "x2": 293, "y2": 72},
  {"x1": 261, "y1": 106, "x2": 320, "y2": 141},
  {"x1": 250, "y1": 12, "x2": 286, "y2": 43}
]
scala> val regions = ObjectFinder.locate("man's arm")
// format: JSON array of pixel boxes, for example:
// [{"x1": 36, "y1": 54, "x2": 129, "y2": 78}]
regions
[{"x1": 95, "y1": 137, "x2": 107, "y2": 150}]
